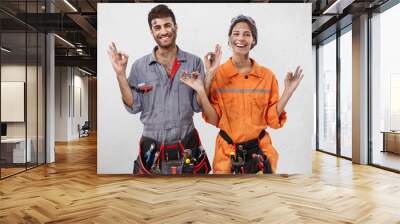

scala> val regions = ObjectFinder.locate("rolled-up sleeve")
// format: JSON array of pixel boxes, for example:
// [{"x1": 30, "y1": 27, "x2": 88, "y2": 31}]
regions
[
  {"x1": 192, "y1": 57, "x2": 205, "y2": 113},
  {"x1": 202, "y1": 74, "x2": 222, "y2": 126},
  {"x1": 124, "y1": 62, "x2": 142, "y2": 114},
  {"x1": 266, "y1": 75, "x2": 287, "y2": 129}
]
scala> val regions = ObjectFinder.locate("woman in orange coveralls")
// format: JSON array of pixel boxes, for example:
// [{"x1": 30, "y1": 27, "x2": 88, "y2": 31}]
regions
[{"x1": 201, "y1": 15, "x2": 304, "y2": 174}]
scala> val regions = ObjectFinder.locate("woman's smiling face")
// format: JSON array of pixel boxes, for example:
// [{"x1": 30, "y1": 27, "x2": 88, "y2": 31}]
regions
[{"x1": 229, "y1": 22, "x2": 255, "y2": 56}]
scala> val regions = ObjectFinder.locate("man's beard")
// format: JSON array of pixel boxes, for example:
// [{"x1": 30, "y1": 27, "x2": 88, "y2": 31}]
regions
[{"x1": 154, "y1": 30, "x2": 177, "y2": 49}]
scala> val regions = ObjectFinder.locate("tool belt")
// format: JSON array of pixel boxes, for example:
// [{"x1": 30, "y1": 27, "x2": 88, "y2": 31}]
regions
[
  {"x1": 219, "y1": 129, "x2": 272, "y2": 174},
  {"x1": 133, "y1": 129, "x2": 211, "y2": 175}
]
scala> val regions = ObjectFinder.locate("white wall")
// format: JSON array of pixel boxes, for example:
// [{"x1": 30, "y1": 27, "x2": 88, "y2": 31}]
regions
[
  {"x1": 72, "y1": 71, "x2": 89, "y2": 138},
  {"x1": 98, "y1": 3, "x2": 313, "y2": 174},
  {"x1": 55, "y1": 67, "x2": 69, "y2": 141},
  {"x1": 55, "y1": 67, "x2": 89, "y2": 141}
]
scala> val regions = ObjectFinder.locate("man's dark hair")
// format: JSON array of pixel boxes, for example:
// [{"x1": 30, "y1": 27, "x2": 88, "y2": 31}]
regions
[{"x1": 148, "y1": 4, "x2": 176, "y2": 28}]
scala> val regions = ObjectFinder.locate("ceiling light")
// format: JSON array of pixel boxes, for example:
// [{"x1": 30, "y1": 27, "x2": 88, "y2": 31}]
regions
[
  {"x1": 322, "y1": 0, "x2": 354, "y2": 15},
  {"x1": 63, "y1": 0, "x2": 78, "y2": 12},
  {"x1": 1, "y1": 47, "x2": 11, "y2": 53},
  {"x1": 54, "y1": 34, "x2": 75, "y2": 48},
  {"x1": 78, "y1": 67, "x2": 92, "y2": 76}
]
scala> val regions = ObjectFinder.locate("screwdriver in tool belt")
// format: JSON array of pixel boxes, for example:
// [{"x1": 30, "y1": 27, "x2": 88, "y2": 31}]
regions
[
  {"x1": 145, "y1": 143, "x2": 155, "y2": 165},
  {"x1": 150, "y1": 151, "x2": 159, "y2": 171}
]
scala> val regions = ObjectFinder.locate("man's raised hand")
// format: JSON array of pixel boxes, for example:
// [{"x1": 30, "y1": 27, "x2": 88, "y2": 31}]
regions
[{"x1": 107, "y1": 42, "x2": 129, "y2": 77}]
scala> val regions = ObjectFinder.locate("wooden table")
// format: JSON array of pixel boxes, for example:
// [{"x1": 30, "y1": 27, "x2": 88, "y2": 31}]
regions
[
  {"x1": 381, "y1": 131, "x2": 400, "y2": 154},
  {"x1": 0, "y1": 138, "x2": 31, "y2": 164}
]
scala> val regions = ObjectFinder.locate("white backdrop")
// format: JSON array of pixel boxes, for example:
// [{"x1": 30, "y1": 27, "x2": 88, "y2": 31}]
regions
[{"x1": 97, "y1": 3, "x2": 313, "y2": 174}]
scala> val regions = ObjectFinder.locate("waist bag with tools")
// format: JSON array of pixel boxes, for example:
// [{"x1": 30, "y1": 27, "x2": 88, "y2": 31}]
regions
[
  {"x1": 219, "y1": 129, "x2": 273, "y2": 174},
  {"x1": 133, "y1": 129, "x2": 211, "y2": 175}
]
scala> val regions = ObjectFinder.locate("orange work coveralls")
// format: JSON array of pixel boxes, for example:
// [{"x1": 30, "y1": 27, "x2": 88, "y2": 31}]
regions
[{"x1": 203, "y1": 58, "x2": 287, "y2": 174}]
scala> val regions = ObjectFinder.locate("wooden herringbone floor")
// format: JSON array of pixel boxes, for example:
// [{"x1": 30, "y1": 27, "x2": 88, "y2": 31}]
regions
[{"x1": 1, "y1": 134, "x2": 400, "y2": 224}]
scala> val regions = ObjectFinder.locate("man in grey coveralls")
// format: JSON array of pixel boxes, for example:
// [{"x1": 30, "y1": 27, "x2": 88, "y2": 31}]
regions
[{"x1": 107, "y1": 5, "x2": 217, "y2": 174}]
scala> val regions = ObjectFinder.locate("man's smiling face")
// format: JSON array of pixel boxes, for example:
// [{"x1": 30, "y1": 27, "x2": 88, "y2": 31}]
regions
[{"x1": 150, "y1": 17, "x2": 177, "y2": 49}]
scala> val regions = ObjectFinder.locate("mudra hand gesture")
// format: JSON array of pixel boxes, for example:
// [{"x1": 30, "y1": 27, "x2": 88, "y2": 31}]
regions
[
  {"x1": 107, "y1": 42, "x2": 129, "y2": 77},
  {"x1": 284, "y1": 66, "x2": 304, "y2": 95},
  {"x1": 204, "y1": 44, "x2": 222, "y2": 80},
  {"x1": 180, "y1": 71, "x2": 205, "y2": 94}
]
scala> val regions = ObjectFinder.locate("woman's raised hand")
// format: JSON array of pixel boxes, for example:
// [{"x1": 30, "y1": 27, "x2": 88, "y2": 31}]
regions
[
  {"x1": 284, "y1": 66, "x2": 304, "y2": 95},
  {"x1": 204, "y1": 44, "x2": 222, "y2": 78}
]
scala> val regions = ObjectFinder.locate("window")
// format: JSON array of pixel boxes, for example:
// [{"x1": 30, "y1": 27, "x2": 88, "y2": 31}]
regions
[
  {"x1": 318, "y1": 36, "x2": 337, "y2": 154},
  {"x1": 340, "y1": 28, "x2": 352, "y2": 158},
  {"x1": 0, "y1": 1, "x2": 46, "y2": 179}
]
